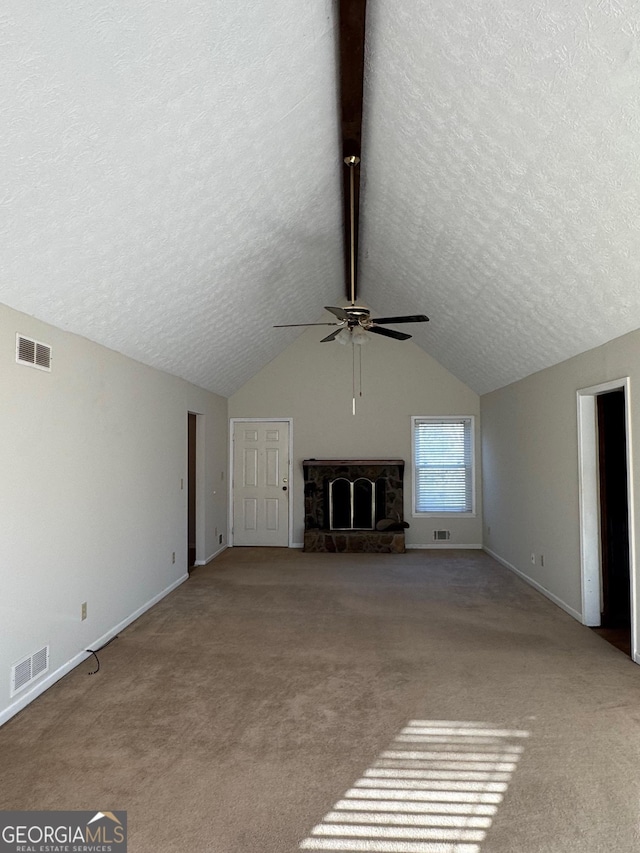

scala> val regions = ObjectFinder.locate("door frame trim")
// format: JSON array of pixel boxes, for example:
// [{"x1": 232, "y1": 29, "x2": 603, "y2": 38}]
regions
[
  {"x1": 228, "y1": 418, "x2": 294, "y2": 548},
  {"x1": 188, "y1": 411, "x2": 207, "y2": 567},
  {"x1": 577, "y1": 377, "x2": 636, "y2": 660}
]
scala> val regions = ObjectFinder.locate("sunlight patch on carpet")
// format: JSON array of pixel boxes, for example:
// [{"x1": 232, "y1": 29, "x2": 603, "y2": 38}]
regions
[{"x1": 299, "y1": 720, "x2": 529, "y2": 853}]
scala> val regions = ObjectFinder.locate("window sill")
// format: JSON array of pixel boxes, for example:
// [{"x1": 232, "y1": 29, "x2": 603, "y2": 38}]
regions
[{"x1": 412, "y1": 511, "x2": 476, "y2": 518}]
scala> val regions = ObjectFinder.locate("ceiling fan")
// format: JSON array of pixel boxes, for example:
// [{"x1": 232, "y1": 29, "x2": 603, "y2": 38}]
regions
[
  {"x1": 274, "y1": 0, "x2": 429, "y2": 345},
  {"x1": 275, "y1": 301, "x2": 429, "y2": 344}
]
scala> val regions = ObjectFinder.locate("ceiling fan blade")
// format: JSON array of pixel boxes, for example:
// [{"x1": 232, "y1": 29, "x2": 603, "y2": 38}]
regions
[
  {"x1": 325, "y1": 306, "x2": 350, "y2": 320},
  {"x1": 370, "y1": 314, "x2": 429, "y2": 325},
  {"x1": 321, "y1": 328, "x2": 345, "y2": 343},
  {"x1": 368, "y1": 326, "x2": 412, "y2": 341},
  {"x1": 274, "y1": 322, "x2": 340, "y2": 328}
]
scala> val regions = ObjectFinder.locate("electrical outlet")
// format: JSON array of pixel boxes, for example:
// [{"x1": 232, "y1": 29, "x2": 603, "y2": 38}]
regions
[
  {"x1": 530, "y1": 552, "x2": 535, "y2": 565},
  {"x1": 81, "y1": 602, "x2": 87, "y2": 621},
  {"x1": 172, "y1": 552, "x2": 176, "y2": 564}
]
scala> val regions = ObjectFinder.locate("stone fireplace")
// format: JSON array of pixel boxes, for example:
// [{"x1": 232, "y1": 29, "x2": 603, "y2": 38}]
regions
[{"x1": 302, "y1": 459, "x2": 406, "y2": 552}]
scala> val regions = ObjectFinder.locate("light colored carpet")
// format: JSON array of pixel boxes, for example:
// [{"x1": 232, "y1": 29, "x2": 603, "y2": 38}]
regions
[{"x1": 1, "y1": 548, "x2": 640, "y2": 852}]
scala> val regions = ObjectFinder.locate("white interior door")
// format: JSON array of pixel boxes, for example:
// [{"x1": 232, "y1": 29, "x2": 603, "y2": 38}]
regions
[{"x1": 232, "y1": 421, "x2": 290, "y2": 546}]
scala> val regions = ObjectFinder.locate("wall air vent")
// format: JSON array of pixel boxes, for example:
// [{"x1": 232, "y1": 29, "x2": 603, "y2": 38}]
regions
[
  {"x1": 11, "y1": 646, "x2": 49, "y2": 697},
  {"x1": 433, "y1": 529, "x2": 451, "y2": 541},
  {"x1": 16, "y1": 334, "x2": 52, "y2": 371}
]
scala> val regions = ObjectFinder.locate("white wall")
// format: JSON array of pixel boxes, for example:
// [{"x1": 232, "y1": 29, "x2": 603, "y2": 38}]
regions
[
  {"x1": 482, "y1": 328, "x2": 640, "y2": 627},
  {"x1": 229, "y1": 327, "x2": 482, "y2": 547},
  {"x1": 0, "y1": 303, "x2": 228, "y2": 724}
]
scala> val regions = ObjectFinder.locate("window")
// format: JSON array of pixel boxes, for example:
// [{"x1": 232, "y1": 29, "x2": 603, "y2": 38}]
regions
[{"x1": 412, "y1": 416, "x2": 475, "y2": 515}]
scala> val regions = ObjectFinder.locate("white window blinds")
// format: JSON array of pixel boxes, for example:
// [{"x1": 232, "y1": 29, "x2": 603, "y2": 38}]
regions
[{"x1": 413, "y1": 417, "x2": 474, "y2": 514}]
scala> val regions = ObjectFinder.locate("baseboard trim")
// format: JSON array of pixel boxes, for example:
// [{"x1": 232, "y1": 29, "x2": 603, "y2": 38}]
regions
[
  {"x1": 484, "y1": 547, "x2": 582, "y2": 622},
  {"x1": 292, "y1": 542, "x2": 482, "y2": 551},
  {"x1": 406, "y1": 543, "x2": 483, "y2": 550},
  {"x1": 0, "y1": 573, "x2": 189, "y2": 728},
  {"x1": 194, "y1": 545, "x2": 227, "y2": 566}
]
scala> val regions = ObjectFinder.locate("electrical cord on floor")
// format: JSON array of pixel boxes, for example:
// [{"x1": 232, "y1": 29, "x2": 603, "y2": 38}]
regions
[{"x1": 85, "y1": 635, "x2": 119, "y2": 675}]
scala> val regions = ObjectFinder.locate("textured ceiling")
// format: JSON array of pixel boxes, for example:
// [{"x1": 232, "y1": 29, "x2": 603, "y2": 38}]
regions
[
  {"x1": 361, "y1": 0, "x2": 640, "y2": 393},
  {"x1": 2, "y1": 1, "x2": 640, "y2": 396}
]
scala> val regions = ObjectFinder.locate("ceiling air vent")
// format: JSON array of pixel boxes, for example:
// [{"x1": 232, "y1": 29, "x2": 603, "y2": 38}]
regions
[
  {"x1": 11, "y1": 645, "x2": 49, "y2": 697},
  {"x1": 16, "y1": 334, "x2": 51, "y2": 371}
]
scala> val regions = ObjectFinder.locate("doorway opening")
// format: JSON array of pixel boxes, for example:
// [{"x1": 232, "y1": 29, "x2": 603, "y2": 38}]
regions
[
  {"x1": 592, "y1": 389, "x2": 631, "y2": 654},
  {"x1": 187, "y1": 412, "x2": 199, "y2": 570},
  {"x1": 577, "y1": 379, "x2": 635, "y2": 660}
]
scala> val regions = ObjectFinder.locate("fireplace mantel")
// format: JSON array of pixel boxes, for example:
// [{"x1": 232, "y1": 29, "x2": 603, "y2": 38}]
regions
[{"x1": 303, "y1": 458, "x2": 404, "y2": 467}]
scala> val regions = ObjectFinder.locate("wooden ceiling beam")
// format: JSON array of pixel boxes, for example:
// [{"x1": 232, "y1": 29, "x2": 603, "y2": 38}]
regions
[{"x1": 339, "y1": 0, "x2": 367, "y2": 304}]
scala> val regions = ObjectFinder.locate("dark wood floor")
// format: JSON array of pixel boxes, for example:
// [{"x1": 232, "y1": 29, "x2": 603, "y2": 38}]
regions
[{"x1": 591, "y1": 626, "x2": 631, "y2": 656}]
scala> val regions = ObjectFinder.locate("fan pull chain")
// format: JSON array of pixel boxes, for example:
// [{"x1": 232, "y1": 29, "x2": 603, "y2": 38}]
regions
[{"x1": 351, "y1": 338, "x2": 364, "y2": 415}]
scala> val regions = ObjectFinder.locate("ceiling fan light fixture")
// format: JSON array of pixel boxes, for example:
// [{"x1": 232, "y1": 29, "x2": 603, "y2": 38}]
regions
[{"x1": 351, "y1": 324, "x2": 369, "y2": 345}]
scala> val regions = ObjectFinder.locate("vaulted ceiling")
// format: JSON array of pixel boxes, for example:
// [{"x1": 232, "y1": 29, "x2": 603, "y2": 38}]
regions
[{"x1": 3, "y1": 1, "x2": 640, "y2": 397}]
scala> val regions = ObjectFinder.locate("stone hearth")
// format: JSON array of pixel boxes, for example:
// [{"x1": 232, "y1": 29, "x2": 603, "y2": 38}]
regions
[
  {"x1": 303, "y1": 529, "x2": 406, "y2": 553},
  {"x1": 302, "y1": 459, "x2": 406, "y2": 553}
]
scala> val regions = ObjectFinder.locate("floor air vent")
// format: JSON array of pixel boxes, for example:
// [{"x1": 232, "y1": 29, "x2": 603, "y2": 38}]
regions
[
  {"x1": 433, "y1": 529, "x2": 451, "y2": 541},
  {"x1": 11, "y1": 646, "x2": 49, "y2": 697},
  {"x1": 16, "y1": 334, "x2": 52, "y2": 371}
]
